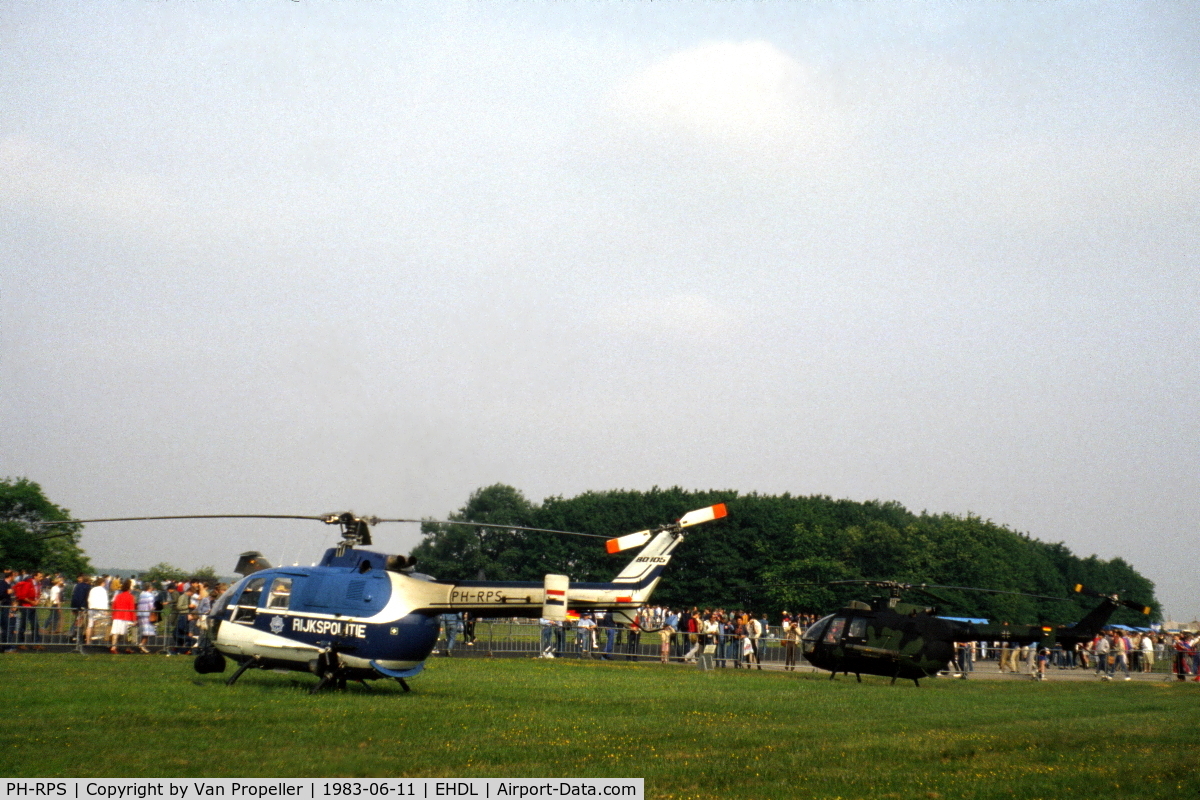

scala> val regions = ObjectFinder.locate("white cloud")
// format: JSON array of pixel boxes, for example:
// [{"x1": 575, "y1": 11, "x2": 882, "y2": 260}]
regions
[{"x1": 610, "y1": 41, "x2": 831, "y2": 151}]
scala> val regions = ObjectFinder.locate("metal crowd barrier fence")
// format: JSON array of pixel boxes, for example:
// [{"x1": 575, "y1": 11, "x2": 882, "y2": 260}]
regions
[
  {"x1": 0, "y1": 604, "x2": 200, "y2": 653},
  {"x1": 436, "y1": 620, "x2": 813, "y2": 671},
  {"x1": 437, "y1": 620, "x2": 1197, "y2": 678},
  {"x1": 5, "y1": 607, "x2": 1195, "y2": 680}
]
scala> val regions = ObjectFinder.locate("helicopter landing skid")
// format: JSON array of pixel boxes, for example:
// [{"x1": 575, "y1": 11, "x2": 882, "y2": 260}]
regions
[
  {"x1": 889, "y1": 671, "x2": 920, "y2": 687},
  {"x1": 310, "y1": 671, "x2": 348, "y2": 694},
  {"x1": 225, "y1": 656, "x2": 261, "y2": 686}
]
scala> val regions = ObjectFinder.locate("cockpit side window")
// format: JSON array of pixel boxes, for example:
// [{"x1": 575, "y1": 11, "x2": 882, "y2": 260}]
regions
[
  {"x1": 232, "y1": 576, "x2": 267, "y2": 624},
  {"x1": 802, "y1": 614, "x2": 833, "y2": 642},
  {"x1": 239, "y1": 577, "x2": 266, "y2": 607},
  {"x1": 266, "y1": 577, "x2": 293, "y2": 610},
  {"x1": 822, "y1": 617, "x2": 847, "y2": 645},
  {"x1": 847, "y1": 618, "x2": 868, "y2": 639},
  {"x1": 212, "y1": 581, "x2": 239, "y2": 617}
]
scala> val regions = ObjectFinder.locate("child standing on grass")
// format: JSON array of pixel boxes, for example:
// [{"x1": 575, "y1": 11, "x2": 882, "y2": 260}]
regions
[{"x1": 1035, "y1": 647, "x2": 1050, "y2": 681}]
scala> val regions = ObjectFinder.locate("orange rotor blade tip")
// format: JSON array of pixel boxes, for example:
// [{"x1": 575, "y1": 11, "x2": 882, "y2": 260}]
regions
[
  {"x1": 606, "y1": 539, "x2": 621, "y2": 554},
  {"x1": 713, "y1": 503, "x2": 728, "y2": 518}
]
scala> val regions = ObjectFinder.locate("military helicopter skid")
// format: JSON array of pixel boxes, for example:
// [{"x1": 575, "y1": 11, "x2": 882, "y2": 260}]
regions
[
  {"x1": 790, "y1": 580, "x2": 1151, "y2": 686},
  {"x1": 38, "y1": 504, "x2": 727, "y2": 693}
]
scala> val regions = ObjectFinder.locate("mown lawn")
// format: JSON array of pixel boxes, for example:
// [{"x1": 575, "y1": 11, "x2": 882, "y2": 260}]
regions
[{"x1": 2, "y1": 652, "x2": 1197, "y2": 799}]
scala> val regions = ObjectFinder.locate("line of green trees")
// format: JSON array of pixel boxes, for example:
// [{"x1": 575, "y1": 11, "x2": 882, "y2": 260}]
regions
[
  {"x1": 0, "y1": 478, "x2": 218, "y2": 582},
  {"x1": 410, "y1": 484, "x2": 1160, "y2": 626},
  {"x1": 0, "y1": 477, "x2": 91, "y2": 576},
  {"x1": 3, "y1": 477, "x2": 1160, "y2": 627}
]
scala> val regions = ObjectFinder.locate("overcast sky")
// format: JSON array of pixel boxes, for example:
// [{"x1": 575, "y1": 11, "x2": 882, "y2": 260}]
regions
[{"x1": 2, "y1": 2, "x2": 1197, "y2": 621}]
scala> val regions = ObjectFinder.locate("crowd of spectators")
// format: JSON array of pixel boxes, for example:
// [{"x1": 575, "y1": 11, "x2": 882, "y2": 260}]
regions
[
  {"x1": 948, "y1": 628, "x2": 1200, "y2": 681},
  {"x1": 530, "y1": 607, "x2": 818, "y2": 669},
  {"x1": 5, "y1": 569, "x2": 1199, "y2": 682},
  {"x1": 523, "y1": 607, "x2": 1200, "y2": 680},
  {"x1": 0, "y1": 568, "x2": 227, "y2": 655}
]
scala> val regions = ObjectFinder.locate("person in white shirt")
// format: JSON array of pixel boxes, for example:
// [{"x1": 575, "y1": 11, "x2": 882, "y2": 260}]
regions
[
  {"x1": 576, "y1": 613, "x2": 596, "y2": 657},
  {"x1": 86, "y1": 577, "x2": 110, "y2": 643}
]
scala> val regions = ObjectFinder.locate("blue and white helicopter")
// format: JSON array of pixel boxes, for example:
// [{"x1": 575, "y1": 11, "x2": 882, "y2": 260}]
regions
[{"x1": 49, "y1": 505, "x2": 727, "y2": 692}]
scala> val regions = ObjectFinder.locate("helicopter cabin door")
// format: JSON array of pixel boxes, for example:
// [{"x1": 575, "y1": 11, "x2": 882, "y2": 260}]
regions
[
  {"x1": 230, "y1": 576, "x2": 267, "y2": 625},
  {"x1": 847, "y1": 614, "x2": 904, "y2": 662}
]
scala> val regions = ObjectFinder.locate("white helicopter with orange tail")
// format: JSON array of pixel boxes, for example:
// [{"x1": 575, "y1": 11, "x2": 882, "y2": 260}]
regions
[{"x1": 39, "y1": 504, "x2": 727, "y2": 692}]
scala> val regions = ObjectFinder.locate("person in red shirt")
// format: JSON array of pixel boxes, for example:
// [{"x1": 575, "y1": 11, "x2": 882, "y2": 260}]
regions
[
  {"x1": 13, "y1": 571, "x2": 43, "y2": 645},
  {"x1": 110, "y1": 579, "x2": 138, "y2": 654}
]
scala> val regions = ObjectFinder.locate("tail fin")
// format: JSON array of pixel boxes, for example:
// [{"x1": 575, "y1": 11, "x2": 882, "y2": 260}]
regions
[
  {"x1": 607, "y1": 504, "x2": 728, "y2": 599},
  {"x1": 437, "y1": 505, "x2": 728, "y2": 618},
  {"x1": 559, "y1": 505, "x2": 729, "y2": 615},
  {"x1": 1068, "y1": 597, "x2": 1119, "y2": 638},
  {"x1": 610, "y1": 529, "x2": 684, "y2": 589}
]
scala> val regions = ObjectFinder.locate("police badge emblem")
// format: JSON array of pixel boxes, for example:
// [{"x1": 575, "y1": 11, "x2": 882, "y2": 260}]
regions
[{"x1": 270, "y1": 615, "x2": 285, "y2": 634}]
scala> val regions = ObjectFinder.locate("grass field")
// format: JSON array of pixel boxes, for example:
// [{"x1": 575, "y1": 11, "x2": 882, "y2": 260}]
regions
[{"x1": 3, "y1": 652, "x2": 1198, "y2": 799}]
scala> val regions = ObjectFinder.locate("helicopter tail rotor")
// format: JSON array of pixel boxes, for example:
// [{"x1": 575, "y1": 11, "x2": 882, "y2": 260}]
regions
[
  {"x1": 679, "y1": 503, "x2": 728, "y2": 528},
  {"x1": 1072, "y1": 584, "x2": 1152, "y2": 615},
  {"x1": 605, "y1": 503, "x2": 727, "y2": 553},
  {"x1": 605, "y1": 529, "x2": 652, "y2": 554}
]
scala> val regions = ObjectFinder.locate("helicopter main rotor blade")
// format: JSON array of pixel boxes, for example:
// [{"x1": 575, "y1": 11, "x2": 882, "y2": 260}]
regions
[
  {"x1": 916, "y1": 584, "x2": 1068, "y2": 603},
  {"x1": 738, "y1": 579, "x2": 1071, "y2": 604},
  {"x1": 32, "y1": 514, "x2": 328, "y2": 525},
  {"x1": 31, "y1": 511, "x2": 643, "y2": 552},
  {"x1": 31, "y1": 513, "x2": 604, "y2": 538},
  {"x1": 29, "y1": 514, "x2": 330, "y2": 540},
  {"x1": 372, "y1": 518, "x2": 609, "y2": 539}
]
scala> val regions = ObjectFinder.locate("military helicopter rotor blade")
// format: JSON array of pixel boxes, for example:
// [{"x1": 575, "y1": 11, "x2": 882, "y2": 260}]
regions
[
  {"x1": 916, "y1": 584, "x2": 1068, "y2": 603},
  {"x1": 907, "y1": 585, "x2": 954, "y2": 606},
  {"x1": 735, "y1": 579, "x2": 1074, "y2": 608}
]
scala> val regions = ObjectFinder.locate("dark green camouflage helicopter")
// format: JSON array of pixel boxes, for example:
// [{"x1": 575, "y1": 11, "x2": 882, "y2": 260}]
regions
[{"x1": 797, "y1": 581, "x2": 1150, "y2": 685}]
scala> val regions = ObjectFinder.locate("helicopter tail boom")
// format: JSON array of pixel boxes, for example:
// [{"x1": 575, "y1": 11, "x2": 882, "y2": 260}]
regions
[{"x1": 427, "y1": 506, "x2": 714, "y2": 617}]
